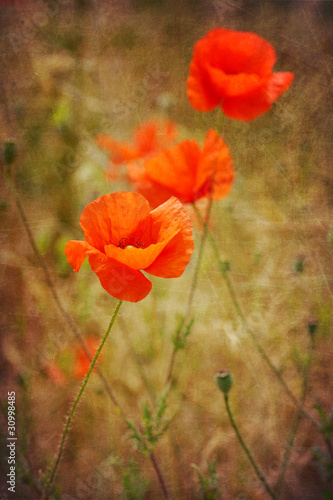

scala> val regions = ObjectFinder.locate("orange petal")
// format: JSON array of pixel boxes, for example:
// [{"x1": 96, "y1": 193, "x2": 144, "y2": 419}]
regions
[
  {"x1": 80, "y1": 192, "x2": 152, "y2": 252},
  {"x1": 195, "y1": 129, "x2": 234, "y2": 200},
  {"x1": 88, "y1": 251, "x2": 152, "y2": 302},
  {"x1": 127, "y1": 164, "x2": 177, "y2": 209},
  {"x1": 133, "y1": 120, "x2": 177, "y2": 158},
  {"x1": 95, "y1": 134, "x2": 138, "y2": 164},
  {"x1": 267, "y1": 71, "x2": 294, "y2": 103},
  {"x1": 104, "y1": 234, "x2": 177, "y2": 271},
  {"x1": 65, "y1": 240, "x2": 96, "y2": 272},
  {"x1": 146, "y1": 197, "x2": 194, "y2": 278},
  {"x1": 203, "y1": 28, "x2": 276, "y2": 76},
  {"x1": 143, "y1": 140, "x2": 200, "y2": 203},
  {"x1": 73, "y1": 337, "x2": 101, "y2": 380},
  {"x1": 207, "y1": 68, "x2": 262, "y2": 98},
  {"x1": 187, "y1": 60, "x2": 221, "y2": 112},
  {"x1": 221, "y1": 72, "x2": 294, "y2": 121}
]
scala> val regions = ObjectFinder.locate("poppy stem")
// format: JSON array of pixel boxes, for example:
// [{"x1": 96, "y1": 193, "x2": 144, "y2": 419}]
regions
[
  {"x1": 47, "y1": 300, "x2": 123, "y2": 492},
  {"x1": 5, "y1": 175, "x2": 170, "y2": 500},
  {"x1": 150, "y1": 451, "x2": 171, "y2": 499},
  {"x1": 164, "y1": 196, "x2": 213, "y2": 387},
  {"x1": 192, "y1": 203, "x2": 322, "y2": 434},
  {"x1": 223, "y1": 394, "x2": 277, "y2": 500},
  {"x1": 275, "y1": 333, "x2": 315, "y2": 497},
  {"x1": 5, "y1": 172, "x2": 123, "y2": 412}
]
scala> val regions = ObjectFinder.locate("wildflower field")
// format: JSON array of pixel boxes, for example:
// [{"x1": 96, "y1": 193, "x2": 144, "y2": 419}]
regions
[{"x1": 0, "y1": 1, "x2": 332, "y2": 499}]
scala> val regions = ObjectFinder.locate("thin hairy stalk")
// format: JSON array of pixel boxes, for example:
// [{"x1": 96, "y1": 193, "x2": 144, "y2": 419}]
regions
[
  {"x1": 193, "y1": 203, "x2": 321, "y2": 433},
  {"x1": 5, "y1": 172, "x2": 123, "y2": 410},
  {"x1": 164, "y1": 196, "x2": 213, "y2": 387},
  {"x1": 48, "y1": 300, "x2": 123, "y2": 489},
  {"x1": 275, "y1": 335, "x2": 315, "y2": 496},
  {"x1": 224, "y1": 395, "x2": 277, "y2": 500},
  {"x1": 150, "y1": 451, "x2": 171, "y2": 499},
  {"x1": 5, "y1": 171, "x2": 170, "y2": 500}
]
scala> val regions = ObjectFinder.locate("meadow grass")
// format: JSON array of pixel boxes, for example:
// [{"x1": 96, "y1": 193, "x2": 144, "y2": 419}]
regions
[{"x1": 0, "y1": 1, "x2": 332, "y2": 498}]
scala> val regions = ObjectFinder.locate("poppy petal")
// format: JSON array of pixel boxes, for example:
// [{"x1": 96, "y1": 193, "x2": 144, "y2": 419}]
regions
[
  {"x1": 187, "y1": 61, "x2": 221, "y2": 112},
  {"x1": 221, "y1": 84, "x2": 272, "y2": 121},
  {"x1": 204, "y1": 28, "x2": 277, "y2": 76},
  {"x1": 143, "y1": 141, "x2": 200, "y2": 203},
  {"x1": 267, "y1": 71, "x2": 294, "y2": 103},
  {"x1": 104, "y1": 232, "x2": 178, "y2": 271},
  {"x1": 134, "y1": 120, "x2": 177, "y2": 157},
  {"x1": 221, "y1": 72, "x2": 294, "y2": 121},
  {"x1": 195, "y1": 129, "x2": 234, "y2": 199},
  {"x1": 80, "y1": 192, "x2": 152, "y2": 252},
  {"x1": 65, "y1": 240, "x2": 96, "y2": 272},
  {"x1": 145, "y1": 197, "x2": 194, "y2": 278},
  {"x1": 88, "y1": 251, "x2": 152, "y2": 303},
  {"x1": 95, "y1": 134, "x2": 138, "y2": 164},
  {"x1": 127, "y1": 164, "x2": 177, "y2": 209}
]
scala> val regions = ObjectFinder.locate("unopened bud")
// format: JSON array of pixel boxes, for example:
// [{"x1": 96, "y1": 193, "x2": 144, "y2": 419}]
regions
[
  {"x1": 307, "y1": 319, "x2": 318, "y2": 338},
  {"x1": 294, "y1": 255, "x2": 305, "y2": 273},
  {"x1": 2, "y1": 142, "x2": 17, "y2": 166},
  {"x1": 219, "y1": 261, "x2": 231, "y2": 273},
  {"x1": 215, "y1": 370, "x2": 233, "y2": 395}
]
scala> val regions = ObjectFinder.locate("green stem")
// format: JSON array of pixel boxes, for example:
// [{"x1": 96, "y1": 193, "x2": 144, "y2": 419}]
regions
[
  {"x1": 164, "y1": 112, "x2": 225, "y2": 387},
  {"x1": 275, "y1": 335, "x2": 315, "y2": 496},
  {"x1": 193, "y1": 203, "x2": 321, "y2": 434},
  {"x1": 224, "y1": 395, "x2": 277, "y2": 500},
  {"x1": 48, "y1": 300, "x2": 123, "y2": 488},
  {"x1": 5, "y1": 173, "x2": 170, "y2": 500},
  {"x1": 150, "y1": 451, "x2": 170, "y2": 499},
  {"x1": 164, "y1": 194, "x2": 213, "y2": 387},
  {"x1": 5, "y1": 172, "x2": 123, "y2": 410}
]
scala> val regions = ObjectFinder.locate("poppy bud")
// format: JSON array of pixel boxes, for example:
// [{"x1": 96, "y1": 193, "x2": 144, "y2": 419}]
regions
[
  {"x1": 219, "y1": 261, "x2": 230, "y2": 273},
  {"x1": 307, "y1": 319, "x2": 318, "y2": 339},
  {"x1": 2, "y1": 141, "x2": 17, "y2": 166},
  {"x1": 215, "y1": 370, "x2": 233, "y2": 395},
  {"x1": 294, "y1": 255, "x2": 305, "y2": 273}
]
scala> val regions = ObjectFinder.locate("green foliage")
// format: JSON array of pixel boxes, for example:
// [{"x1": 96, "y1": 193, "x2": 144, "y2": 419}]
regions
[
  {"x1": 125, "y1": 385, "x2": 173, "y2": 456},
  {"x1": 314, "y1": 404, "x2": 333, "y2": 442},
  {"x1": 120, "y1": 460, "x2": 150, "y2": 500},
  {"x1": 172, "y1": 315, "x2": 195, "y2": 351},
  {"x1": 312, "y1": 447, "x2": 333, "y2": 483},
  {"x1": 312, "y1": 405, "x2": 333, "y2": 486},
  {"x1": 192, "y1": 461, "x2": 222, "y2": 500}
]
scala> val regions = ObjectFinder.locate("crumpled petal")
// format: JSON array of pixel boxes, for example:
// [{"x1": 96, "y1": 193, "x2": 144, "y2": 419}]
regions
[
  {"x1": 88, "y1": 251, "x2": 152, "y2": 303},
  {"x1": 146, "y1": 197, "x2": 194, "y2": 278},
  {"x1": 195, "y1": 129, "x2": 234, "y2": 199}
]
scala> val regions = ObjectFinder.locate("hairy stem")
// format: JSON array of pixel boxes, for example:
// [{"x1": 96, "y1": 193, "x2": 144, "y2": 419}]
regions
[
  {"x1": 164, "y1": 196, "x2": 213, "y2": 387},
  {"x1": 6, "y1": 173, "x2": 170, "y2": 500},
  {"x1": 275, "y1": 335, "x2": 315, "y2": 496},
  {"x1": 193, "y1": 203, "x2": 321, "y2": 434},
  {"x1": 150, "y1": 451, "x2": 171, "y2": 499},
  {"x1": 224, "y1": 395, "x2": 277, "y2": 499},
  {"x1": 5, "y1": 172, "x2": 123, "y2": 410},
  {"x1": 48, "y1": 300, "x2": 123, "y2": 488}
]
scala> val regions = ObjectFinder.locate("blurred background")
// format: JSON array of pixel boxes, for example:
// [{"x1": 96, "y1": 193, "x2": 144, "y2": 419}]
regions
[{"x1": 0, "y1": 0, "x2": 332, "y2": 498}]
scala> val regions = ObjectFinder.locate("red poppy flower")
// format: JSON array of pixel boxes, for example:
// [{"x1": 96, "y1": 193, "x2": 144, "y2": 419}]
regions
[
  {"x1": 128, "y1": 129, "x2": 234, "y2": 208},
  {"x1": 65, "y1": 192, "x2": 194, "y2": 303},
  {"x1": 45, "y1": 362, "x2": 67, "y2": 387},
  {"x1": 187, "y1": 28, "x2": 294, "y2": 121},
  {"x1": 73, "y1": 337, "x2": 101, "y2": 380},
  {"x1": 96, "y1": 120, "x2": 177, "y2": 178}
]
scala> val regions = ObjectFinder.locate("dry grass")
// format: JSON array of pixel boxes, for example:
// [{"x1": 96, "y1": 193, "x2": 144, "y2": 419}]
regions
[{"x1": 0, "y1": 1, "x2": 332, "y2": 499}]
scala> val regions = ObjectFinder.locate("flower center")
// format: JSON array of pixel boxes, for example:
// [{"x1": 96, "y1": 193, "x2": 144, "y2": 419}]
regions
[{"x1": 118, "y1": 237, "x2": 145, "y2": 249}]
